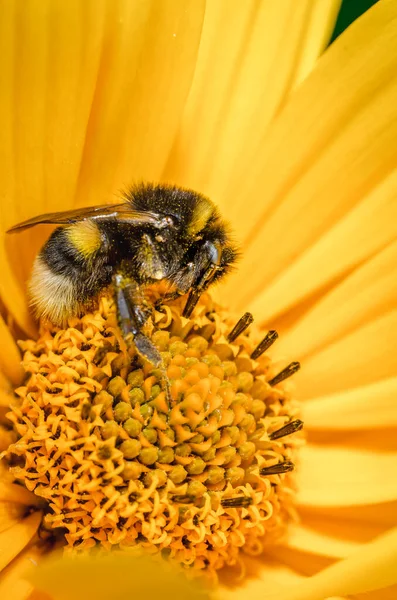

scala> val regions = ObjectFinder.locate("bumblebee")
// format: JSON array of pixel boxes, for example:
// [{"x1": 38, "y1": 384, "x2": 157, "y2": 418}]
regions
[{"x1": 8, "y1": 183, "x2": 238, "y2": 371}]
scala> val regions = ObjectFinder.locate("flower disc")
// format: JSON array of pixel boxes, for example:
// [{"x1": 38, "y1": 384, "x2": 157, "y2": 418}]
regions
[{"x1": 4, "y1": 293, "x2": 303, "y2": 576}]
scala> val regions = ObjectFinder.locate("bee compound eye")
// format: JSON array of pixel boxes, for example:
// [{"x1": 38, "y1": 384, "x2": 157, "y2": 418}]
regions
[{"x1": 206, "y1": 241, "x2": 221, "y2": 266}]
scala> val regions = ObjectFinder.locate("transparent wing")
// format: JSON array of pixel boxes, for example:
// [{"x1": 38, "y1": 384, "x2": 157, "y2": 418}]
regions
[{"x1": 7, "y1": 203, "x2": 163, "y2": 233}]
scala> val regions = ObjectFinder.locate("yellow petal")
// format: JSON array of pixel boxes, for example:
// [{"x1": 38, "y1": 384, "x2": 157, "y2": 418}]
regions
[
  {"x1": 0, "y1": 391, "x2": 14, "y2": 444},
  {"x1": 0, "y1": 0, "x2": 107, "y2": 333},
  {"x1": 278, "y1": 525, "x2": 354, "y2": 558},
  {"x1": 0, "y1": 479, "x2": 40, "y2": 506},
  {"x1": 221, "y1": 0, "x2": 397, "y2": 315},
  {"x1": 74, "y1": 0, "x2": 205, "y2": 209},
  {"x1": 0, "y1": 248, "x2": 34, "y2": 337},
  {"x1": 262, "y1": 545, "x2": 335, "y2": 578},
  {"x1": 250, "y1": 201, "x2": 397, "y2": 331},
  {"x1": 29, "y1": 553, "x2": 208, "y2": 600},
  {"x1": 296, "y1": 445, "x2": 397, "y2": 507},
  {"x1": 217, "y1": 555, "x2": 351, "y2": 600},
  {"x1": 257, "y1": 527, "x2": 397, "y2": 600},
  {"x1": 164, "y1": 0, "x2": 341, "y2": 199},
  {"x1": 282, "y1": 526, "x2": 357, "y2": 560},
  {"x1": 282, "y1": 515, "x2": 389, "y2": 559},
  {"x1": 353, "y1": 587, "x2": 397, "y2": 600},
  {"x1": 0, "y1": 511, "x2": 42, "y2": 572},
  {"x1": 0, "y1": 369, "x2": 11, "y2": 394},
  {"x1": 0, "y1": 580, "x2": 33, "y2": 600},
  {"x1": 218, "y1": 556, "x2": 304, "y2": 600},
  {"x1": 296, "y1": 310, "x2": 397, "y2": 399},
  {"x1": 0, "y1": 389, "x2": 13, "y2": 408},
  {"x1": 308, "y1": 426, "x2": 397, "y2": 453},
  {"x1": 0, "y1": 429, "x2": 14, "y2": 453},
  {"x1": 0, "y1": 314, "x2": 23, "y2": 385},
  {"x1": 290, "y1": 0, "x2": 342, "y2": 87},
  {"x1": 303, "y1": 378, "x2": 397, "y2": 430},
  {"x1": 0, "y1": 546, "x2": 44, "y2": 600},
  {"x1": 0, "y1": 502, "x2": 26, "y2": 534},
  {"x1": 299, "y1": 502, "x2": 397, "y2": 531}
]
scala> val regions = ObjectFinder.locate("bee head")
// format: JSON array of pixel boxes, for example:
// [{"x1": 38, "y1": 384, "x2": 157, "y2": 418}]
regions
[{"x1": 125, "y1": 183, "x2": 238, "y2": 286}]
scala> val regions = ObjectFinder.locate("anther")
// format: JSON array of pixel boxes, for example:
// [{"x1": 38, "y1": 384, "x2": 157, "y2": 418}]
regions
[
  {"x1": 268, "y1": 361, "x2": 300, "y2": 386},
  {"x1": 171, "y1": 494, "x2": 196, "y2": 504},
  {"x1": 269, "y1": 419, "x2": 304, "y2": 440},
  {"x1": 251, "y1": 330, "x2": 278, "y2": 359},
  {"x1": 260, "y1": 460, "x2": 295, "y2": 476},
  {"x1": 221, "y1": 496, "x2": 253, "y2": 508},
  {"x1": 227, "y1": 312, "x2": 254, "y2": 342},
  {"x1": 80, "y1": 402, "x2": 91, "y2": 420}
]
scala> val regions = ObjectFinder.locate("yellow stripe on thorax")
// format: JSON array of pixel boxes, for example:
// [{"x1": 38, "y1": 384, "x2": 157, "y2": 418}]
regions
[
  {"x1": 66, "y1": 220, "x2": 102, "y2": 258},
  {"x1": 187, "y1": 197, "x2": 215, "y2": 235}
]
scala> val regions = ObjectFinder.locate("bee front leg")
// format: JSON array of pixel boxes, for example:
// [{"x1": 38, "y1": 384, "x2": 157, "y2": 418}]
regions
[
  {"x1": 182, "y1": 243, "x2": 223, "y2": 318},
  {"x1": 154, "y1": 290, "x2": 182, "y2": 310},
  {"x1": 155, "y1": 262, "x2": 196, "y2": 309},
  {"x1": 113, "y1": 274, "x2": 171, "y2": 400}
]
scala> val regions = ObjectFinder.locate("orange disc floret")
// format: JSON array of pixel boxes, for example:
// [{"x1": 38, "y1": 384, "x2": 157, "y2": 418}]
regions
[{"x1": 3, "y1": 292, "x2": 303, "y2": 577}]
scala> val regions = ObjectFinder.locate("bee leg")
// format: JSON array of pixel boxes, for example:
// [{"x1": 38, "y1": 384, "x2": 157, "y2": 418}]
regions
[
  {"x1": 182, "y1": 243, "x2": 223, "y2": 318},
  {"x1": 113, "y1": 274, "x2": 171, "y2": 400},
  {"x1": 182, "y1": 265, "x2": 223, "y2": 318},
  {"x1": 183, "y1": 288, "x2": 202, "y2": 318},
  {"x1": 155, "y1": 263, "x2": 196, "y2": 309},
  {"x1": 154, "y1": 290, "x2": 183, "y2": 310},
  {"x1": 183, "y1": 263, "x2": 222, "y2": 318}
]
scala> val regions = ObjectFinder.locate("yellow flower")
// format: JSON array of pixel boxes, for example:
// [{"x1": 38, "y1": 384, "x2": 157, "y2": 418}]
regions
[{"x1": 1, "y1": 1, "x2": 397, "y2": 599}]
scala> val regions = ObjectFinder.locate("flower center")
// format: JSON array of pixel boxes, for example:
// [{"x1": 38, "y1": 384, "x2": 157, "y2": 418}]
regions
[{"x1": 3, "y1": 292, "x2": 303, "y2": 576}]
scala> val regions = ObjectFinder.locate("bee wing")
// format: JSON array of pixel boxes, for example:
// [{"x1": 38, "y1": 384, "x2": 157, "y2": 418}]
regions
[{"x1": 7, "y1": 203, "x2": 163, "y2": 233}]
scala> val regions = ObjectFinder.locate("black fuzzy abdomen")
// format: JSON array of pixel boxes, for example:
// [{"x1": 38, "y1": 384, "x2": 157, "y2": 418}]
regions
[{"x1": 40, "y1": 226, "x2": 113, "y2": 304}]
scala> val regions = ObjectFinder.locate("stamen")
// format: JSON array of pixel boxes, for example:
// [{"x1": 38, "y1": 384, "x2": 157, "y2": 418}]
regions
[
  {"x1": 260, "y1": 461, "x2": 295, "y2": 476},
  {"x1": 171, "y1": 495, "x2": 196, "y2": 504},
  {"x1": 268, "y1": 361, "x2": 300, "y2": 386},
  {"x1": 227, "y1": 312, "x2": 254, "y2": 342},
  {"x1": 269, "y1": 419, "x2": 304, "y2": 440},
  {"x1": 250, "y1": 330, "x2": 278, "y2": 359},
  {"x1": 221, "y1": 497, "x2": 253, "y2": 508}
]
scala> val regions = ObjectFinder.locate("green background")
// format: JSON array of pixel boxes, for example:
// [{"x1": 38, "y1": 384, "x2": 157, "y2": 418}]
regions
[{"x1": 329, "y1": 0, "x2": 379, "y2": 43}]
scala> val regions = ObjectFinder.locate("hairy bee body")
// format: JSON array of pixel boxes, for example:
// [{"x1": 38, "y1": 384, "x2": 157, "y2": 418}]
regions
[
  {"x1": 17, "y1": 183, "x2": 237, "y2": 327},
  {"x1": 29, "y1": 220, "x2": 113, "y2": 324}
]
